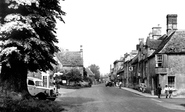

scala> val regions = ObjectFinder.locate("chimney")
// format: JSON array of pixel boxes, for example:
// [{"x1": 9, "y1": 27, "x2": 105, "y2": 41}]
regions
[
  {"x1": 166, "y1": 14, "x2": 177, "y2": 35},
  {"x1": 152, "y1": 24, "x2": 161, "y2": 39},
  {"x1": 80, "y1": 45, "x2": 83, "y2": 65},
  {"x1": 80, "y1": 45, "x2": 83, "y2": 52},
  {"x1": 139, "y1": 38, "x2": 144, "y2": 43}
]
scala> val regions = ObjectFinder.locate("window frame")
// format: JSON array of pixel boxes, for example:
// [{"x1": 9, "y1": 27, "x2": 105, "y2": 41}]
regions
[
  {"x1": 155, "y1": 54, "x2": 163, "y2": 67},
  {"x1": 168, "y1": 76, "x2": 175, "y2": 88}
]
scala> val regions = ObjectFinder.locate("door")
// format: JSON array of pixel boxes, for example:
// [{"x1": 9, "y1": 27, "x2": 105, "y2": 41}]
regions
[
  {"x1": 154, "y1": 74, "x2": 159, "y2": 94},
  {"x1": 28, "y1": 79, "x2": 36, "y2": 95}
]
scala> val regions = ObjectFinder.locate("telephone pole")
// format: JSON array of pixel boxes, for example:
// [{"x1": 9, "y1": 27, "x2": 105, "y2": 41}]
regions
[{"x1": 80, "y1": 45, "x2": 84, "y2": 78}]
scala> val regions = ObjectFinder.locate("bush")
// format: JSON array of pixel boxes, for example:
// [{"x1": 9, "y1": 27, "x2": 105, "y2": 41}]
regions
[{"x1": 0, "y1": 97, "x2": 64, "y2": 112}]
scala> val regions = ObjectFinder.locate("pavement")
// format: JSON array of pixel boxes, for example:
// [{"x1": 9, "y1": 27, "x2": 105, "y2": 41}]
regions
[
  {"x1": 120, "y1": 86, "x2": 185, "y2": 98},
  {"x1": 120, "y1": 87, "x2": 157, "y2": 98}
]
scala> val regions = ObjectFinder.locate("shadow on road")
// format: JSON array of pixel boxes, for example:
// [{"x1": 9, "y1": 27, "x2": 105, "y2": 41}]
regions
[{"x1": 180, "y1": 104, "x2": 185, "y2": 107}]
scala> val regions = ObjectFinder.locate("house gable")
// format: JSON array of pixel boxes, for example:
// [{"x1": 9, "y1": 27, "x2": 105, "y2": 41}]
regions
[{"x1": 85, "y1": 68, "x2": 95, "y2": 77}]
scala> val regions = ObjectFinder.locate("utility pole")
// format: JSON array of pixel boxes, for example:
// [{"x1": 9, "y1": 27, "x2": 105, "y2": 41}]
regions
[{"x1": 80, "y1": 45, "x2": 84, "y2": 78}]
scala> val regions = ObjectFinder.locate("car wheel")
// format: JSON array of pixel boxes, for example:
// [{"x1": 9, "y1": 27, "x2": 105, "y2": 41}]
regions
[
  {"x1": 37, "y1": 93, "x2": 46, "y2": 100},
  {"x1": 48, "y1": 98, "x2": 56, "y2": 101}
]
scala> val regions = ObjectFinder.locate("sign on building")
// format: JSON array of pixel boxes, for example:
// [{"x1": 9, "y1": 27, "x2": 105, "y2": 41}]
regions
[{"x1": 129, "y1": 66, "x2": 133, "y2": 71}]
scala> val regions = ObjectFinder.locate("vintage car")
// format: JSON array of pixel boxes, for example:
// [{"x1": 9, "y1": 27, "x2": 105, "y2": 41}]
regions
[
  {"x1": 105, "y1": 81, "x2": 114, "y2": 87},
  {"x1": 27, "y1": 77, "x2": 57, "y2": 101}
]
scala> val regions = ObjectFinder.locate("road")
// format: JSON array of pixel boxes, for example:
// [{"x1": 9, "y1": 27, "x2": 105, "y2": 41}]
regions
[{"x1": 56, "y1": 84, "x2": 185, "y2": 112}]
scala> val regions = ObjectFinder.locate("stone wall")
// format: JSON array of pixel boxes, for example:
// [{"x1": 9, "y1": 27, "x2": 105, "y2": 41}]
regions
[{"x1": 168, "y1": 54, "x2": 185, "y2": 95}]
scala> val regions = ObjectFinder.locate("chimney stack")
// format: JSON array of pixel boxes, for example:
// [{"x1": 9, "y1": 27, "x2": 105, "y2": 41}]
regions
[
  {"x1": 152, "y1": 24, "x2": 161, "y2": 39},
  {"x1": 166, "y1": 14, "x2": 177, "y2": 35},
  {"x1": 80, "y1": 45, "x2": 83, "y2": 52},
  {"x1": 139, "y1": 38, "x2": 144, "y2": 43}
]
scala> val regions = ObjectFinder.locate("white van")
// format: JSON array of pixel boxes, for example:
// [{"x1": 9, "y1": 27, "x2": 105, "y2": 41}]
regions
[{"x1": 27, "y1": 77, "x2": 57, "y2": 101}]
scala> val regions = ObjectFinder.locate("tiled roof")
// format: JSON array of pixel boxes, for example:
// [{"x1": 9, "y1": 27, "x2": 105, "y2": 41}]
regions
[
  {"x1": 159, "y1": 30, "x2": 185, "y2": 54},
  {"x1": 152, "y1": 31, "x2": 175, "y2": 55},
  {"x1": 55, "y1": 51, "x2": 83, "y2": 67},
  {"x1": 146, "y1": 37, "x2": 163, "y2": 50},
  {"x1": 131, "y1": 54, "x2": 138, "y2": 64},
  {"x1": 152, "y1": 30, "x2": 185, "y2": 54}
]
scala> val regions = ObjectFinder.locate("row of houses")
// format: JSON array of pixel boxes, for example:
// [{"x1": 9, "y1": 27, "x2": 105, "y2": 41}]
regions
[{"x1": 110, "y1": 14, "x2": 185, "y2": 95}]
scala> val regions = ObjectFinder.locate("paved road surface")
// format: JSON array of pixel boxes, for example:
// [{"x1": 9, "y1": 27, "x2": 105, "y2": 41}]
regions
[{"x1": 56, "y1": 84, "x2": 185, "y2": 112}]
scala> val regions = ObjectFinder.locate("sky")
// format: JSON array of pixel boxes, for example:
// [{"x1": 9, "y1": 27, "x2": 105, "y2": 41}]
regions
[{"x1": 56, "y1": 0, "x2": 185, "y2": 75}]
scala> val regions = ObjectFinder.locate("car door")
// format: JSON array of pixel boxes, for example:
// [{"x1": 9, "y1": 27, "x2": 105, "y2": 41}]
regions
[{"x1": 27, "y1": 79, "x2": 36, "y2": 96}]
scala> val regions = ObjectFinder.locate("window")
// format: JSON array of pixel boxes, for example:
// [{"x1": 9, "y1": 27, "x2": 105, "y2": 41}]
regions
[
  {"x1": 28, "y1": 80, "x2": 34, "y2": 85},
  {"x1": 35, "y1": 81, "x2": 42, "y2": 86},
  {"x1": 155, "y1": 54, "x2": 163, "y2": 67},
  {"x1": 172, "y1": 18, "x2": 177, "y2": 24},
  {"x1": 172, "y1": 24, "x2": 177, "y2": 29},
  {"x1": 168, "y1": 76, "x2": 175, "y2": 87}
]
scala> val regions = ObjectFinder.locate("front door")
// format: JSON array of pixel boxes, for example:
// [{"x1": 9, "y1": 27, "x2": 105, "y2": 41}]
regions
[{"x1": 153, "y1": 74, "x2": 159, "y2": 94}]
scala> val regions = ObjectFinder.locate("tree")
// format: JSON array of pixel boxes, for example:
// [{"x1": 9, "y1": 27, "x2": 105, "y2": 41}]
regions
[
  {"x1": 0, "y1": 0, "x2": 65, "y2": 98},
  {"x1": 64, "y1": 68, "x2": 82, "y2": 85},
  {"x1": 88, "y1": 64, "x2": 100, "y2": 81}
]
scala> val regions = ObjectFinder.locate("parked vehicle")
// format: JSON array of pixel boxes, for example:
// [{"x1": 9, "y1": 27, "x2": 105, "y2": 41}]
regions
[
  {"x1": 27, "y1": 77, "x2": 57, "y2": 101},
  {"x1": 79, "y1": 81, "x2": 91, "y2": 87},
  {"x1": 105, "y1": 81, "x2": 114, "y2": 87}
]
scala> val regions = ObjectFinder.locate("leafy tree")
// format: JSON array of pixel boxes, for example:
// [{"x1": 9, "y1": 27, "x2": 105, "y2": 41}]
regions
[
  {"x1": 0, "y1": 0, "x2": 65, "y2": 98},
  {"x1": 88, "y1": 64, "x2": 100, "y2": 81},
  {"x1": 64, "y1": 68, "x2": 82, "y2": 85}
]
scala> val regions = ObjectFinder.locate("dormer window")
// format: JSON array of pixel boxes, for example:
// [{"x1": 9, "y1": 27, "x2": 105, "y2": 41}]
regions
[{"x1": 155, "y1": 54, "x2": 163, "y2": 67}]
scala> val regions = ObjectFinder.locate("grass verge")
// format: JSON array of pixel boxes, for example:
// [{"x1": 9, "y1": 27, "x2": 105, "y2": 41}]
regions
[{"x1": 0, "y1": 97, "x2": 65, "y2": 112}]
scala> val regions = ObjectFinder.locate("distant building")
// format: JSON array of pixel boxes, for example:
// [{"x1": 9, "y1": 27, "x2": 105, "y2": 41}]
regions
[
  {"x1": 55, "y1": 49, "x2": 84, "y2": 77},
  {"x1": 85, "y1": 68, "x2": 95, "y2": 84}
]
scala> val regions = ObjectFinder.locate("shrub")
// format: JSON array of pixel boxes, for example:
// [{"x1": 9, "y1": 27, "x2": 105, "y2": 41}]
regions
[{"x1": 0, "y1": 97, "x2": 64, "y2": 112}]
